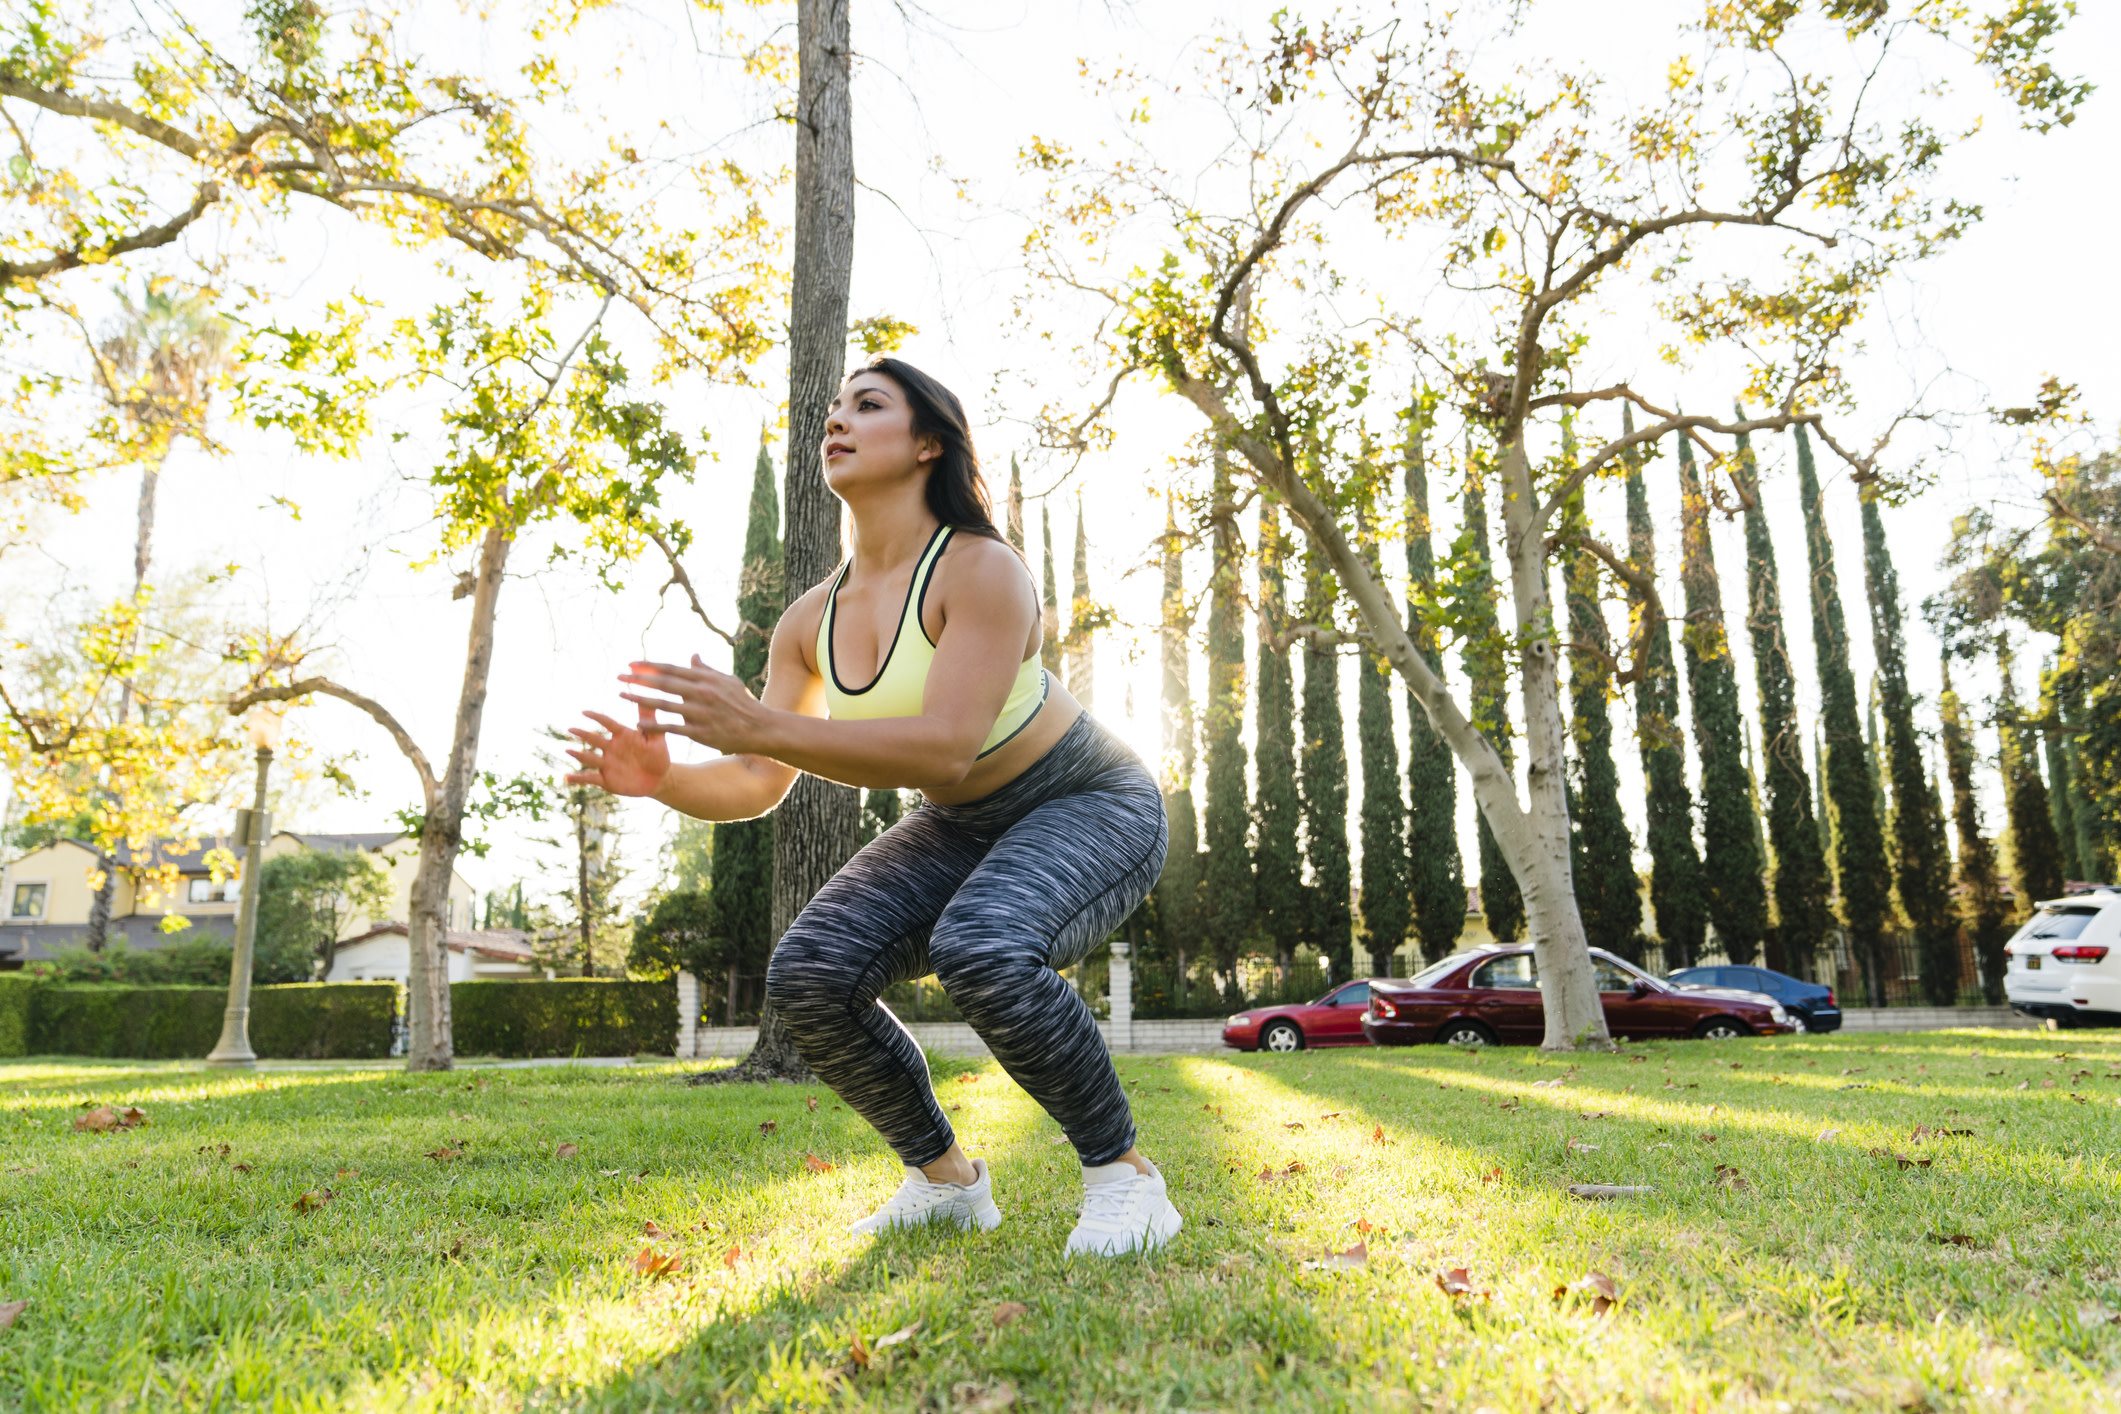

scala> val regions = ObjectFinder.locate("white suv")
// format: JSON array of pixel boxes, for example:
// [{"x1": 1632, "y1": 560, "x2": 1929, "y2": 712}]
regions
[{"x1": 2005, "y1": 888, "x2": 2121, "y2": 1029}]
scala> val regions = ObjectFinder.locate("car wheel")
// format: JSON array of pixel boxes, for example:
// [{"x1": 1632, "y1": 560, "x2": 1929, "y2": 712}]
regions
[
  {"x1": 1438, "y1": 1020, "x2": 1497, "y2": 1048},
  {"x1": 1694, "y1": 1018, "x2": 1749, "y2": 1040},
  {"x1": 1260, "y1": 1020, "x2": 1304, "y2": 1052}
]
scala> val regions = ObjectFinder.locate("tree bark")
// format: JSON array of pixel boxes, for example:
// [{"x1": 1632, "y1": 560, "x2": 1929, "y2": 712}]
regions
[
  {"x1": 404, "y1": 521, "x2": 511, "y2": 1071},
  {"x1": 703, "y1": 0, "x2": 855, "y2": 1085},
  {"x1": 86, "y1": 454, "x2": 167, "y2": 951}
]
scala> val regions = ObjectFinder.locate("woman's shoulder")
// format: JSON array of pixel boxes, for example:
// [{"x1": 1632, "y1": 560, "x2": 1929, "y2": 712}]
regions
[
  {"x1": 779, "y1": 576, "x2": 835, "y2": 645},
  {"x1": 938, "y1": 529, "x2": 1033, "y2": 586}
]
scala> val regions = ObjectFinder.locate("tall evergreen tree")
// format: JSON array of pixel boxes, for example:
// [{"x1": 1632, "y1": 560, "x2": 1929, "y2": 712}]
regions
[
  {"x1": 857, "y1": 788, "x2": 902, "y2": 847},
  {"x1": 1625, "y1": 411, "x2": 1706, "y2": 968},
  {"x1": 1040, "y1": 502, "x2": 1063, "y2": 679},
  {"x1": 1675, "y1": 429, "x2": 1769, "y2": 963},
  {"x1": 1156, "y1": 496, "x2": 1201, "y2": 999},
  {"x1": 1006, "y1": 454, "x2": 1024, "y2": 554},
  {"x1": 1941, "y1": 655, "x2": 2015, "y2": 1002},
  {"x1": 1997, "y1": 640, "x2": 2065, "y2": 913},
  {"x1": 708, "y1": 437, "x2": 782, "y2": 983},
  {"x1": 1795, "y1": 424, "x2": 1891, "y2": 1004},
  {"x1": 1300, "y1": 554, "x2": 1353, "y2": 981},
  {"x1": 2040, "y1": 665, "x2": 2085, "y2": 882},
  {"x1": 1733, "y1": 412, "x2": 1830, "y2": 976},
  {"x1": 1357, "y1": 631, "x2": 1409, "y2": 976},
  {"x1": 1403, "y1": 393, "x2": 1464, "y2": 962},
  {"x1": 1254, "y1": 498, "x2": 1304, "y2": 978},
  {"x1": 1202, "y1": 455, "x2": 1253, "y2": 983},
  {"x1": 1558, "y1": 487, "x2": 1643, "y2": 961},
  {"x1": 1860, "y1": 491, "x2": 1959, "y2": 1003},
  {"x1": 1460, "y1": 436, "x2": 1524, "y2": 942},
  {"x1": 1067, "y1": 491, "x2": 1096, "y2": 710}
]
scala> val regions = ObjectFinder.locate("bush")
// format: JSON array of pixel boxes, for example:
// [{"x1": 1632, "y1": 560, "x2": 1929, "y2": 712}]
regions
[
  {"x1": 0, "y1": 974, "x2": 34, "y2": 1056},
  {"x1": 26, "y1": 982, "x2": 397, "y2": 1059},
  {"x1": 30, "y1": 938, "x2": 238, "y2": 986},
  {"x1": 451, "y1": 979, "x2": 676, "y2": 1058}
]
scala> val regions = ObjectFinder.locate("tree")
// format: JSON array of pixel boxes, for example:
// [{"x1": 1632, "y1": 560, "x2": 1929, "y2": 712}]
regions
[
  {"x1": 1025, "y1": 6, "x2": 2083, "y2": 1047},
  {"x1": 1733, "y1": 413, "x2": 1830, "y2": 976},
  {"x1": 1939, "y1": 655, "x2": 2014, "y2": 1002},
  {"x1": 1996, "y1": 641, "x2": 2065, "y2": 912},
  {"x1": 858, "y1": 788, "x2": 903, "y2": 846},
  {"x1": 1155, "y1": 496, "x2": 1202, "y2": 997},
  {"x1": 1676, "y1": 430, "x2": 1769, "y2": 964},
  {"x1": 1557, "y1": 490, "x2": 1641, "y2": 962},
  {"x1": 1860, "y1": 492, "x2": 1959, "y2": 1003},
  {"x1": 1357, "y1": 640, "x2": 1409, "y2": 976},
  {"x1": 1007, "y1": 455, "x2": 1026, "y2": 553},
  {"x1": 1299, "y1": 555, "x2": 1352, "y2": 982},
  {"x1": 253, "y1": 847, "x2": 392, "y2": 984},
  {"x1": 1253, "y1": 499, "x2": 1304, "y2": 977},
  {"x1": 1066, "y1": 492, "x2": 1098, "y2": 709},
  {"x1": 2040, "y1": 666, "x2": 2085, "y2": 882},
  {"x1": 1403, "y1": 393, "x2": 1464, "y2": 963},
  {"x1": 1625, "y1": 419, "x2": 1707, "y2": 970},
  {"x1": 1455, "y1": 440, "x2": 1523, "y2": 944},
  {"x1": 1041, "y1": 502, "x2": 1064, "y2": 679},
  {"x1": 1201, "y1": 455, "x2": 1253, "y2": 982},
  {"x1": 1795, "y1": 426, "x2": 1893, "y2": 1004}
]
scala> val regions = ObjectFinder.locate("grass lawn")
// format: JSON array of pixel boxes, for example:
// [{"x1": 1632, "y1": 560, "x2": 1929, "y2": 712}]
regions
[{"x1": 3, "y1": 1028, "x2": 2119, "y2": 1411}]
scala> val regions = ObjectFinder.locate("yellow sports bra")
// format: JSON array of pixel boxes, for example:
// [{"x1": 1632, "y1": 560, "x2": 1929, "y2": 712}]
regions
[{"x1": 817, "y1": 525, "x2": 1049, "y2": 758}]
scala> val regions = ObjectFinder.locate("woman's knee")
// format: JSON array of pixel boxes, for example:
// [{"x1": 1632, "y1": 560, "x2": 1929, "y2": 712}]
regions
[{"x1": 763, "y1": 923, "x2": 847, "y2": 1022}]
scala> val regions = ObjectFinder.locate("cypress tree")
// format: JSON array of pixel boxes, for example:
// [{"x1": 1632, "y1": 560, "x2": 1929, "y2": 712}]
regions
[
  {"x1": 1860, "y1": 491, "x2": 1960, "y2": 1004},
  {"x1": 1675, "y1": 429, "x2": 1769, "y2": 964},
  {"x1": 709, "y1": 437, "x2": 782, "y2": 981},
  {"x1": 1040, "y1": 501, "x2": 1063, "y2": 680},
  {"x1": 1940, "y1": 657, "x2": 2014, "y2": 1001},
  {"x1": 1625, "y1": 411, "x2": 1707, "y2": 969},
  {"x1": 1155, "y1": 496, "x2": 1201, "y2": 999},
  {"x1": 1357, "y1": 632, "x2": 1409, "y2": 977},
  {"x1": 1997, "y1": 641, "x2": 2065, "y2": 912},
  {"x1": 857, "y1": 788, "x2": 902, "y2": 847},
  {"x1": 1403, "y1": 394, "x2": 1464, "y2": 962},
  {"x1": 1795, "y1": 424, "x2": 1891, "y2": 1005},
  {"x1": 2040, "y1": 666, "x2": 2085, "y2": 883},
  {"x1": 1201, "y1": 455, "x2": 1253, "y2": 984},
  {"x1": 1067, "y1": 492, "x2": 1097, "y2": 710},
  {"x1": 1301, "y1": 554, "x2": 1353, "y2": 981},
  {"x1": 1254, "y1": 498, "x2": 1304, "y2": 978},
  {"x1": 1733, "y1": 412, "x2": 1830, "y2": 977},
  {"x1": 1558, "y1": 487, "x2": 1643, "y2": 961},
  {"x1": 1006, "y1": 454, "x2": 1025, "y2": 554},
  {"x1": 1461, "y1": 436, "x2": 1524, "y2": 943}
]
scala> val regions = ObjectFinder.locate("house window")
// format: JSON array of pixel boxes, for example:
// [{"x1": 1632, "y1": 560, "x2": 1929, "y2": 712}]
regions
[
  {"x1": 10, "y1": 882, "x2": 46, "y2": 919},
  {"x1": 186, "y1": 877, "x2": 238, "y2": 904}
]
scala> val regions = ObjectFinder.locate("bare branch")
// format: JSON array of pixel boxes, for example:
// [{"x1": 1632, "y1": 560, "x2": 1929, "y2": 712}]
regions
[
  {"x1": 2044, "y1": 489, "x2": 2121, "y2": 556},
  {"x1": 0, "y1": 180, "x2": 220, "y2": 282},
  {"x1": 644, "y1": 528, "x2": 740, "y2": 648},
  {"x1": 227, "y1": 677, "x2": 438, "y2": 812}
]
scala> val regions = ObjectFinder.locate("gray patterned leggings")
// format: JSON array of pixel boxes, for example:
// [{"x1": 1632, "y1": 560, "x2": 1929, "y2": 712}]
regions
[{"x1": 765, "y1": 712, "x2": 1167, "y2": 1168}]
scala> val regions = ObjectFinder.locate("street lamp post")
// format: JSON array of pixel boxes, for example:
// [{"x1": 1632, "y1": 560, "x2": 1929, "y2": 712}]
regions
[{"x1": 206, "y1": 709, "x2": 283, "y2": 1069}]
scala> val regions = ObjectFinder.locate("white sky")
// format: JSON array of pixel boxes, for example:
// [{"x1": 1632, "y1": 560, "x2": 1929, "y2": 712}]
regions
[{"x1": 10, "y1": 0, "x2": 2117, "y2": 914}]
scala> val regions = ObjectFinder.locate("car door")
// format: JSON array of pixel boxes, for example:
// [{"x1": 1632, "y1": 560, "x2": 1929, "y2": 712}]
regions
[
  {"x1": 1309, "y1": 983, "x2": 1372, "y2": 1044},
  {"x1": 1593, "y1": 956, "x2": 1666, "y2": 1039},
  {"x1": 1466, "y1": 953, "x2": 1544, "y2": 1043}
]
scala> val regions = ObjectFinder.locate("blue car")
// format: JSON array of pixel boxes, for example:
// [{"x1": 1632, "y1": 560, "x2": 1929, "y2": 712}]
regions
[{"x1": 1667, "y1": 964, "x2": 1842, "y2": 1033}]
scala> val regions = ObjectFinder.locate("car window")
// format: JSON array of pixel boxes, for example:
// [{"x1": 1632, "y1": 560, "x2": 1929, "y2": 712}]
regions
[
  {"x1": 1406, "y1": 953, "x2": 1477, "y2": 988},
  {"x1": 1731, "y1": 967, "x2": 1769, "y2": 991},
  {"x1": 1592, "y1": 958, "x2": 1639, "y2": 992},
  {"x1": 2025, "y1": 908, "x2": 2100, "y2": 941},
  {"x1": 1470, "y1": 954, "x2": 1538, "y2": 990},
  {"x1": 1327, "y1": 983, "x2": 1371, "y2": 1007}
]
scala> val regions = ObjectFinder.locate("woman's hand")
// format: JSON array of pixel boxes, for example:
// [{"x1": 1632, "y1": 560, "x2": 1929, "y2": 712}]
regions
[
  {"x1": 564, "y1": 707, "x2": 671, "y2": 798},
  {"x1": 619, "y1": 654, "x2": 766, "y2": 753}
]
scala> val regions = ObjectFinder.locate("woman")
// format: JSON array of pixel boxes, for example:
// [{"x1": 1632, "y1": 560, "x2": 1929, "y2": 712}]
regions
[{"x1": 565, "y1": 358, "x2": 1178, "y2": 1257}]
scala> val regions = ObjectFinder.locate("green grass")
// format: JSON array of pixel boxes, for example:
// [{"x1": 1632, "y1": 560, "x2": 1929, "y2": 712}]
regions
[{"x1": 3, "y1": 1029, "x2": 2120, "y2": 1411}]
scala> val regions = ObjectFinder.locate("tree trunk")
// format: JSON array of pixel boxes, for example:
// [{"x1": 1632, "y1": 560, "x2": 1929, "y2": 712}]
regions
[
  {"x1": 86, "y1": 456, "x2": 167, "y2": 952},
  {"x1": 404, "y1": 521, "x2": 511, "y2": 1071},
  {"x1": 703, "y1": 0, "x2": 854, "y2": 1086},
  {"x1": 576, "y1": 799, "x2": 593, "y2": 975}
]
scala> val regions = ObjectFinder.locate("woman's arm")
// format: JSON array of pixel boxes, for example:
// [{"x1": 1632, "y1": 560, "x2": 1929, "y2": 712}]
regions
[{"x1": 620, "y1": 537, "x2": 1036, "y2": 792}]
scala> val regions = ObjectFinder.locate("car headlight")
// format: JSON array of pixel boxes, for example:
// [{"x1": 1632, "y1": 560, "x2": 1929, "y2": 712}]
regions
[
  {"x1": 1227, "y1": 1014, "x2": 1250, "y2": 1027},
  {"x1": 1770, "y1": 1005, "x2": 1789, "y2": 1023}
]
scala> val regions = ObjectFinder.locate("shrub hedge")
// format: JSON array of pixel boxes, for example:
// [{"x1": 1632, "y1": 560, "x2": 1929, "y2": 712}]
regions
[
  {"x1": 0, "y1": 973, "x2": 34, "y2": 1056},
  {"x1": 23, "y1": 982, "x2": 396, "y2": 1059},
  {"x1": 451, "y1": 979, "x2": 675, "y2": 1058}
]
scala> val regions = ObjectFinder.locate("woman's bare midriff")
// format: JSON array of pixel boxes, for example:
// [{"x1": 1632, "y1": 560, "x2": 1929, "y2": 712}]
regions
[{"x1": 919, "y1": 678, "x2": 1084, "y2": 807}]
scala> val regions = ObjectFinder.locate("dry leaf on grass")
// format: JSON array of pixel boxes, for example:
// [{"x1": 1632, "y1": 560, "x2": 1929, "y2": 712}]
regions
[
  {"x1": 424, "y1": 1147, "x2": 462, "y2": 1163},
  {"x1": 1434, "y1": 1267, "x2": 1490, "y2": 1301},
  {"x1": 2014, "y1": 1081, "x2": 2030, "y2": 1091},
  {"x1": 0, "y1": 1300, "x2": 25, "y2": 1330},
  {"x1": 721, "y1": 1246, "x2": 742, "y2": 1269},
  {"x1": 873, "y1": 1321, "x2": 921, "y2": 1351},
  {"x1": 1257, "y1": 1160, "x2": 1306, "y2": 1185},
  {"x1": 554, "y1": 1142, "x2": 579, "y2": 1160},
  {"x1": 991, "y1": 1301, "x2": 1029, "y2": 1328},
  {"x1": 1370, "y1": 1125, "x2": 1388, "y2": 1145},
  {"x1": 1479, "y1": 1166, "x2": 1503, "y2": 1185},
  {"x1": 1496, "y1": 1097, "x2": 1522, "y2": 1112},
  {"x1": 2041, "y1": 1078, "x2": 2057, "y2": 1089},
  {"x1": 1529, "y1": 1078, "x2": 1567, "y2": 1089},
  {"x1": 598, "y1": 1168, "x2": 622, "y2": 1177},
  {"x1": 1911, "y1": 1124, "x2": 1974, "y2": 1140},
  {"x1": 292, "y1": 1188, "x2": 334, "y2": 1214},
  {"x1": 803, "y1": 1153, "x2": 835, "y2": 1173},
  {"x1": 197, "y1": 1143, "x2": 230, "y2": 1159},
  {"x1": 1698, "y1": 1133, "x2": 1719, "y2": 1144},
  {"x1": 1565, "y1": 1138, "x2": 1599, "y2": 1154},
  {"x1": 1200, "y1": 1103, "x2": 1222, "y2": 1116},
  {"x1": 632, "y1": 1247, "x2": 684, "y2": 1278},
  {"x1": 1713, "y1": 1164, "x2": 1749, "y2": 1192},
  {"x1": 334, "y1": 1167, "x2": 358, "y2": 1178},
  {"x1": 1578, "y1": 1111, "x2": 1612, "y2": 1120},
  {"x1": 643, "y1": 1220, "x2": 664, "y2": 1237},
  {"x1": 806, "y1": 1095, "x2": 818, "y2": 1112},
  {"x1": 231, "y1": 1162, "x2": 254, "y2": 1175},
  {"x1": 1318, "y1": 1110, "x2": 1344, "y2": 1120},
  {"x1": 957, "y1": 1074, "x2": 981, "y2": 1085},
  {"x1": 1300, "y1": 1241, "x2": 1369, "y2": 1272},
  {"x1": 758, "y1": 1120, "x2": 778, "y2": 1135},
  {"x1": 73, "y1": 1105, "x2": 147, "y2": 1133},
  {"x1": 1282, "y1": 1121, "x2": 1305, "y2": 1131},
  {"x1": 1928, "y1": 1233, "x2": 1979, "y2": 1247},
  {"x1": 1552, "y1": 1270, "x2": 1620, "y2": 1315},
  {"x1": 1566, "y1": 1183, "x2": 1654, "y2": 1200},
  {"x1": 1816, "y1": 1129, "x2": 1841, "y2": 1142}
]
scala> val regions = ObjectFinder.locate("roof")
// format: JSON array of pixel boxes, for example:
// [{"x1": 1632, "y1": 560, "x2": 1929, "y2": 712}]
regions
[
  {"x1": 18, "y1": 831, "x2": 408, "y2": 873},
  {"x1": 337, "y1": 922, "x2": 535, "y2": 961},
  {"x1": 285, "y1": 832, "x2": 406, "y2": 854}
]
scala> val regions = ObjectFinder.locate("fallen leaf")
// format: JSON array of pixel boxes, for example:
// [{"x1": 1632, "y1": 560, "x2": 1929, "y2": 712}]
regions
[
  {"x1": 1928, "y1": 1233, "x2": 1978, "y2": 1247},
  {"x1": 1318, "y1": 1110, "x2": 1344, "y2": 1120},
  {"x1": 1370, "y1": 1124, "x2": 1388, "y2": 1145},
  {"x1": 1816, "y1": 1129, "x2": 1841, "y2": 1142},
  {"x1": 1566, "y1": 1183, "x2": 1654, "y2": 1199},
  {"x1": 1530, "y1": 1078, "x2": 1567, "y2": 1089},
  {"x1": 806, "y1": 1095, "x2": 819, "y2": 1111},
  {"x1": 1257, "y1": 1160, "x2": 1307, "y2": 1184},
  {"x1": 1578, "y1": 1110, "x2": 1613, "y2": 1120},
  {"x1": 1434, "y1": 1267, "x2": 1490, "y2": 1301},
  {"x1": 1647, "y1": 1143, "x2": 1675, "y2": 1150},
  {"x1": 1985, "y1": 1070, "x2": 2004, "y2": 1077},
  {"x1": 231, "y1": 1162, "x2": 254, "y2": 1175},
  {"x1": 1552, "y1": 1270, "x2": 1620, "y2": 1315},
  {"x1": 2041, "y1": 1077, "x2": 2057, "y2": 1089},
  {"x1": 1841, "y1": 1068, "x2": 1866, "y2": 1076},
  {"x1": 1896, "y1": 1153, "x2": 1935, "y2": 1170},
  {"x1": 197, "y1": 1143, "x2": 231, "y2": 1159},
  {"x1": 1565, "y1": 1138, "x2": 1599, "y2": 1153},
  {"x1": 804, "y1": 1153, "x2": 835, "y2": 1173},
  {"x1": 0, "y1": 1300, "x2": 24, "y2": 1330},
  {"x1": 1496, "y1": 1097, "x2": 1522, "y2": 1111},
  {"x1": 991, "y1": 1301, "x2": 1029, "y2": 1328},
  {"x1": 72, "y1": 1107, "x2": 117, "y2": 1133},
  {"x1": 1699, "y1": 1133, "x2": 1718, "y2": 1144},
  {"x1": 1705, "y1": 1104, "x2": 1719, "y2": 1117},
  {"x1": 424, "y1": 1147, "x2": 462, "y2": 1163},
  {"x1": 722, "y1": 1245, "x2": 741, "y2": 1269},
  {"x1": 440, "y1": 1237, "x2": 465, "y2": 1260},
  {"x1": 116, "y1": 1106, "x2": 147, "y2": 1128},
  {"x1": 291, "y1": 1188, "x2": 334, "y2": 1214},
  {"x1": 1479, "y1": 1166, "x2": 1503, "y2": 1185},
  {"x1": 847, "y1": 1331, "x2": 871, "y2": 1370},
  {"x1": 1352, "y1": 1216, "x2": 1378, "y2": 1234},
  {"x1": 554, "y1": 1142, "x2": 579, "y2": 1160},
  {"x1": 598, "y1": 1168, "x2": 622, "y2": 1177},
  {"x1": 1714, "y1": 1164, "x2": 1749, "y2": 1192},
  {"x1": 873, "y1": 1321, "x2": 922, "y2": 1351},
  {"x1": 1282, "y1": 1121, "x2": 1305, "y2": 1131},
  {"x1": 335, "y1": 1167, "x2": 358, "y2": 1178},
  {"x1": 957, "y1": 1074, "x2": 981, "y2": 1085},
  {"x1": 1201, "y1": 1103, "x2": 1222, "y2": 1116},
  {"x1": 758, "y1": 1120, "x2": 778, "y2": 1135},
  {"x1": 632, "y1": 1248, "x2": 684, "y2": 1278},
  {"x1": 2014, "y1": 1081, "x2": 2030, "y2": 1091},
  {"x1": 1300, "y1": 1241, "x2": 1369, "y2": 1271}
]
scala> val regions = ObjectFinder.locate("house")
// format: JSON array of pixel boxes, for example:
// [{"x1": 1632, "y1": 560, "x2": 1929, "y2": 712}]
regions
[
  {"x1": 0, "y1": 830, "x2": 484, "y2": 967},
  {"x1": 324, "y1": 922, "x2": 540, "y2": 983}
]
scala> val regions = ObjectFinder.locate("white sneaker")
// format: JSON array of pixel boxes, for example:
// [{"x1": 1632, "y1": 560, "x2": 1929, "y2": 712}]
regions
[
  {"x1": 849, "y1": 1157, "x2": 1003, "y2": 1236},
  {"x1": 1065, "y1": 1161, "x2": 1183, "y2": 1257}
]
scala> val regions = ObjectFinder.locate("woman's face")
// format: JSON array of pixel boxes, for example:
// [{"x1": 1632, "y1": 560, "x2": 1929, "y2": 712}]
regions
[{"x1": 821, "y1": 372, "x2": 937, "y2": 499}]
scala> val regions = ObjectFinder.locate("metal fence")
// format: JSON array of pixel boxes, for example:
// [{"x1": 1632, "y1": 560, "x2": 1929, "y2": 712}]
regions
[{"x1": 1657, "y1": 926, "x2": 1995, "y2": 1008}]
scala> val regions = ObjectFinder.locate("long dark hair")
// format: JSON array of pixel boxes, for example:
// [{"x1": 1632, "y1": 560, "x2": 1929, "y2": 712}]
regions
[{"x1": 855, "y1": 356, "x2": 1004, "y2": 543}]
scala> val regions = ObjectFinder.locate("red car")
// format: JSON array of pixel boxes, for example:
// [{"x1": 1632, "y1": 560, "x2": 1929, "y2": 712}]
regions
[
  {"x1": 1361, "y1": 945, "x2": 1795, "y2": 1046},
  {"x1": 1222, "y1": 980, "x2": 1381, "y2": 1052}
]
